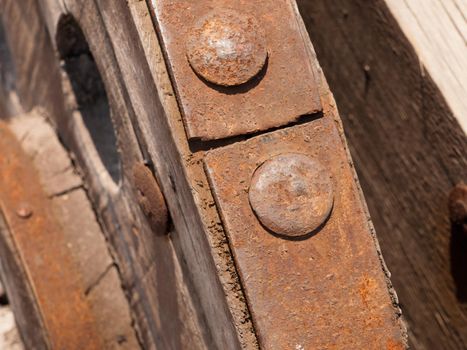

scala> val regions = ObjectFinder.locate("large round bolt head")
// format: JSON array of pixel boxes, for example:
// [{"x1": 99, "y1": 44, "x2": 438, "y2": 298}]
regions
[
  {"x1": 186, "y1": 9, "x2": 268, "y2": 87},
  {"x1": 249, "y1": 154, "x2": 334, "y2": 237}
]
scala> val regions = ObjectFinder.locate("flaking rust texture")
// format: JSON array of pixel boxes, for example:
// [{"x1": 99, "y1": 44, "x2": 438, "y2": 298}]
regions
[
  {"x1": 204, "y1": 114, "x2": 406, "y2": 349},
  {"x1": 0, "y1": 122, "x2": 103, "y2": 349},
  {"x1": 149, "y1": 0, "x2": 322, "y2": 141},
  {"x1": 186, "y1": 9, "x2": 268, "y2": 87}
]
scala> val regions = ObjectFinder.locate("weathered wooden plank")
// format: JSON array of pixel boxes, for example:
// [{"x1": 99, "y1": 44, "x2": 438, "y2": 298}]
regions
[
  {"x1": 126, "y1": 1, "x2": 258, "y2": 347},
  {"x1": 1, "y1": 0, "x2": 216, "y2": 348},
  {"x1": 0, "y1": 0, "x2": 65, "y2": 125},
  {"x1": 57, "y1": 1, "x2": 212, "y2": 347},
  {"x1": 385, "y1": 0, "x2": 467, "y2": 133},
  {"x1": 297, "y1": 1, "x2": 467, "y2": 349}
]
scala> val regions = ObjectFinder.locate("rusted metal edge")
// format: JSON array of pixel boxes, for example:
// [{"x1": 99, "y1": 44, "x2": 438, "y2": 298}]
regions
[
  {"x1": 147, "y1": 0, "x2": 322, "y2": 141},
  {"x1": 0, "y1": 210, "x2": 50, "y2": 349},
  {"x1": 0, "y1": 122, "x2": 103, "y2": 349}
]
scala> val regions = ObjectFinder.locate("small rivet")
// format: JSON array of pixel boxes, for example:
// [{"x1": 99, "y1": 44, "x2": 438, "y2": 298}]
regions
[
  {"x1": 186, "y1": 9, "x2": 268, "y2": 87},
  {"x1": 16, "y1": 204, "x2": 33, "y2": 219},
  {"x1": 133, "y1": 163, "x2": 168, "y2": 235},
  {"x1": 249, "y1": 154, "x2": 334, "y2": 237}
]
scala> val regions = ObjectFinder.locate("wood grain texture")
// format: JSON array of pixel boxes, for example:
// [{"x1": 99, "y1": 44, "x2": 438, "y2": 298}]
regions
[
  {"x1": 52, "y1": 1, "x2": 209, "y2": 348},
  {"x1": 128, "y1": 1, "x2": 258, "y2": 347},
  {"x1": 297, "y1": 1, "x2": 467, "y2": 349},
  {"x1": 385, "y1": 0, "x2": 467, "y2": 133}
]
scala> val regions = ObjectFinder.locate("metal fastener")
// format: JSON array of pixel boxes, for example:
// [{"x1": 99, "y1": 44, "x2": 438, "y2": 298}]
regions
[
  {"x1": 16, "y1": 204, "x2": 33, "y2": 219},
  {"x1": 186, "y1": 9, "x2": 268, "y2": 87},
  {"x1": 133, "y1": 163, "x2": 168, "y2": 235},
  {"x1": 449, "y1": 182, "x2": 467, "y2": 234},
  {"x1": 249, "y1": 153, "x2": 334, "y2": 237}
]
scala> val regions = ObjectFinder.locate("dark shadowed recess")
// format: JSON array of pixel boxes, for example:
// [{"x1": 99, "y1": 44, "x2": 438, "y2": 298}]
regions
[
  {"x1": 0, "y1": 17, "x2": 16, "y2": 118},
  {"x1": 0, "y1": 19, "x2": 15, "y2": 93},
  {"x1": 56, "y1": 15, "x2": 121, "y2": 183}
]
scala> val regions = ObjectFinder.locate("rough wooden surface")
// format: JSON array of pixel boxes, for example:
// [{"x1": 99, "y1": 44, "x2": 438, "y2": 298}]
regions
[
  {"x1": 128, "y1": 1, "x2": 258, "y2": 347},
  {"x1": 55, "y1": 2, "x2": 214, "y2": 348},
  {"x1": 297, "y1": 1, "x2": 467, "y2": 349},
  {"x1": 385, "y1": 0, "x2": 467, "y2": 133},
  {"x1": 1, "y1": 0, "x2": 219, "y2": 348}
]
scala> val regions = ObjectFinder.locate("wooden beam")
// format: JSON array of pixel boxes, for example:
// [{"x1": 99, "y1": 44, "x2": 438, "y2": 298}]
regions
[
  {"x1": 385, "y1": 0, "x2": 467, "y2": 133},
  {"x1": 297, "y1": 0, "x2": 467, "y2": 348}
]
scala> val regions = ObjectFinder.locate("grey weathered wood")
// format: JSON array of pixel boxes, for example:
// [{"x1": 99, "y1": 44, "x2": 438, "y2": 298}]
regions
[
  {"x1": 126, "y1": 1, "x2": 259, "y2": 348},
  {"x1": 297, "y1": 1, "x2": 467, "y2": 349},
  {"x1": 1, "y1": 0, "x2": 230, "y2": 348}
]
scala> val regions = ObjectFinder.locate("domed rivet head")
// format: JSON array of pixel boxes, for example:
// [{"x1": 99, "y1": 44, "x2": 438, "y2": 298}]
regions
[
  {"x1": 16, "y1": 203, "x2": 33, "y2": 219},
  {"x1": 186, "y1": 9, "x2": 268, "y2": 87},
  {"x1": 249, "y1": 154, "x2": 334, "y2": 238}
]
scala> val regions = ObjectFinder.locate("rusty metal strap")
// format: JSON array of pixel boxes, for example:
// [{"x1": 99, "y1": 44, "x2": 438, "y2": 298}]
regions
[
  {"x1": 147, "y1": 1, "x2": 406, "y2": 348},
  {"x1": 204, "y1": 108, "x2": 405, "y2": 349},
  {"x1": 0, "y1": 122, "x2": 103, "y2": 349},
  {"x1": 148, "y1": 0, "x2": 322, "y2": 141}
]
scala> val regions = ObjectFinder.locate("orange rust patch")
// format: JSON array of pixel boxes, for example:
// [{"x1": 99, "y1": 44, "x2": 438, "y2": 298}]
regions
[
  {"x1": 359, "y1": 276, "x2": 378, "y2": 307},
  {"x1": 387, "y1": 339, "x2": 406, "y2": 350},
  {"x1": 0, "y1": 122, "x2": 103, "y2": 349}
]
